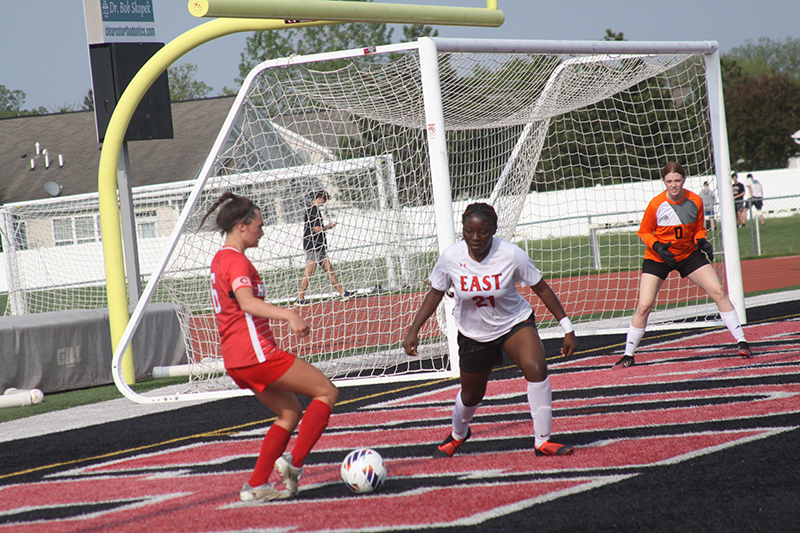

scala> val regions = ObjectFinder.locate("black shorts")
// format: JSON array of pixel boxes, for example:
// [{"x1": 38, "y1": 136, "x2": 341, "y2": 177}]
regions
[
  {"x1": 749, "y1": 198, "x2": 763, "y2": 210},
  {"x1": 734, "y1": 200, "x2": 745, "y2": 213},
  {"x1": 457, "y1": 312, "x2": 536, "y2": 373},
  {"x1": 642, "y1": 248, "x2": 709, "y2": 280}
]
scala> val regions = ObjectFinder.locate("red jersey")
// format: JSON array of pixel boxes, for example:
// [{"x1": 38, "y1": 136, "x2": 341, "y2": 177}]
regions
[
  {"x1": 210, "y1": 246, "x2": 278, "y2": 368},
  {"x1": 638, "y1": 189, "x2": 707, "y2": 263}
]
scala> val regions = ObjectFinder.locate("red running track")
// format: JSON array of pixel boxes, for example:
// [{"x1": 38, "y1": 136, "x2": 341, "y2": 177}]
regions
[{"x1": 189, "y1": 256, "x2": 800, "y2": 359}]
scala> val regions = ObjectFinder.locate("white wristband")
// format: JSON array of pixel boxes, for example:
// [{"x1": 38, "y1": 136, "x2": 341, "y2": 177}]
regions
[{"x1": 559, "y1": 317, "x2": 574, "y2": 334}]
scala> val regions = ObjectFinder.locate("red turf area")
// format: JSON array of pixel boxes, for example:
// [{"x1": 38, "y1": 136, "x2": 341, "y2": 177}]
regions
[{"x1": 1, "y1": 315, "x2": 798, "y2": 532}]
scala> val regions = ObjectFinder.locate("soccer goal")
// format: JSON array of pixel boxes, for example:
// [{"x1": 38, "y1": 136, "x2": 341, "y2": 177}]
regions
[{"x1": 110, "y1": 37, "x2": 739, "y2": 403}]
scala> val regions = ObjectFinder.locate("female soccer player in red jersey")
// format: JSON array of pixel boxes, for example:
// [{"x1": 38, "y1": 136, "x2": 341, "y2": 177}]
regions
[
  {"x1": 200, "y1": 192, "x2": 338, "y2": 501},
  {"x1": 403, "y1": 203, "x2": 577, "y2": 458},
  {"x1": 614, "y1": 161, "x2": 751, "y2": 368}
]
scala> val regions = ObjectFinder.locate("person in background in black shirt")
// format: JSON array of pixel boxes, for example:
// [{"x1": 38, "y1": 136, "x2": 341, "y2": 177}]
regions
[{"x1": 296, "y1": 190, "x2": 353, "y2": 306}]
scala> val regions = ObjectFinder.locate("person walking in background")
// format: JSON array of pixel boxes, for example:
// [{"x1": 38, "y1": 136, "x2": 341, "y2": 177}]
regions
[
  {"x1": 614, "y1": 162, "x2": 751, "y2": 369},
  {"x1": 732, "y1": 172, "x2": 747, "y2": 228},
  {"x1": 296, "y1": 190, "x2": 353, "y2": 306},
  {"x1": 403, "y1": 203, "x2": 577, "y2": 458},
  {"x1": 201, "y1": 192, "x2": 338, "y2": 501},
  {"x1": 746, "y1": 173, "x2": 766, "y2": 225},
  {"x1": 699, "y1": 181, "x2": 716, "y2": 230}
]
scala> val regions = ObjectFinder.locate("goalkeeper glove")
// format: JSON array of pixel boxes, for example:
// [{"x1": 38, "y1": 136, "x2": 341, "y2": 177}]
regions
[
  {"x1": 697, "y1": 238, "x2": 714, "y2": 262},
  {"x1": 653, "y1": 241, "x2": 677, "y2": 268}
]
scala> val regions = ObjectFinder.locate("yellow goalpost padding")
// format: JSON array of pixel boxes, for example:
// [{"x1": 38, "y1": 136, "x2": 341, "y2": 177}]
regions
[{"x1": 99, "y1": 2, "x2": 503, "y2": 385}]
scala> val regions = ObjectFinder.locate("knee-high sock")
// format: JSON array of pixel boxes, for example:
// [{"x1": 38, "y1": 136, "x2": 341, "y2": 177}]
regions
[
  {"x1": 250, "y1": 424, "x2": 290, "y2": 488},
  {"x1": 624, "y1": 325, "x2": 646, "y2": 356},
  {"x1": 527, "y1": 377, "x2": 552, "y2": 448},
  {"x1": 720, "y1": 309, "x2": 746, "y2": 343},
  {"x1": 290, "y1": 400, "x2": 332, "y2": 468},
  {"x1": 452, "y1": 390, "x2": 479, "y2": 440}
]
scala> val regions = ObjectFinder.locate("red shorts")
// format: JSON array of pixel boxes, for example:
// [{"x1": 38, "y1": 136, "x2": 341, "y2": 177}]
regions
[{"x1": 226, "y1": 348, "x2": 296, "y2": 392}]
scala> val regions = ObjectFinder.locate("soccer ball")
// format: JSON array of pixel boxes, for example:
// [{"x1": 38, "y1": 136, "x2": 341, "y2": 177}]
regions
[{"x1": 340, "y1": 448, "x2": 387, "y2": 493}]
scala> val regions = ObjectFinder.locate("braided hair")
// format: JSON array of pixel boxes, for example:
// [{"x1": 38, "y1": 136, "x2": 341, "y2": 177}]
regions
[
  {"x1": 462, "y1": 203, "x2": 498, "y2": 230},
  {"x1": 198, "y1": 192, "x2": 259, "y2": 236}
]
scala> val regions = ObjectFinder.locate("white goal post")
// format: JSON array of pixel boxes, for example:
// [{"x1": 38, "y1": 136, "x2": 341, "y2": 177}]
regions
[{"x1": 109, "y1": 37, "x2": 740, "y2": 403}]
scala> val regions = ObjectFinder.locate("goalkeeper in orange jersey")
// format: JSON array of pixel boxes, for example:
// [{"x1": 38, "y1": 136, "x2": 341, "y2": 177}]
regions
[{"x1": 613, "y1": 161, "x2": 751, "y2": 368}]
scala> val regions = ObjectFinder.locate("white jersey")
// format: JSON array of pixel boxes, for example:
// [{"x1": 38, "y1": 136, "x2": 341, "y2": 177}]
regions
[
  {"x1": 749, "y1": 180, "x2": 763, "y2": 198},
  {"x1": 429, "y1": 237, "x2": 543, "y2": 342}
]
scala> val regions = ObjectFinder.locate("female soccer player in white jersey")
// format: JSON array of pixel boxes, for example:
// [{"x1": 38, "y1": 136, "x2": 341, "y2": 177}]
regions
[
  {"x1": 403, "y1": 203, "x2": 577, "y2": 457},
  {"x1": 200, "y1": 192, "x2": 338, "y2": 501},
  {"x1": 613, "y1": 161, "x2": 751, "y2": 369}
]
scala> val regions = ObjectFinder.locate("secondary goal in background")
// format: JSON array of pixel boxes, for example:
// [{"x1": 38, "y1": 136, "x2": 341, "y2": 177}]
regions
[{"x1": 97, "y1": 37, "x2": 739, "y2": 402}]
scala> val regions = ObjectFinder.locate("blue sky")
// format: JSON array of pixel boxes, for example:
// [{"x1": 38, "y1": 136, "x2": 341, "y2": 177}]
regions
[{"x1": 2, "y1": 0, "x2": 799, "y2": 111}]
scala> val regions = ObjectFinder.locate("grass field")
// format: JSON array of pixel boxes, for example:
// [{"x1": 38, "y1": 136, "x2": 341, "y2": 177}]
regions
[{"x1": 735, "y1": 214, "x2": 800, "y2": 258}]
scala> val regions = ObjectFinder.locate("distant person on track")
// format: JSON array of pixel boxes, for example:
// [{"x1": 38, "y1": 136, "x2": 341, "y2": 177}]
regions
[
  {"x1": 296, "y1": 189, "x2": 353, "y2": 306},
  {"x1": 403, "y1": 202, "x2": 577, "y2": 458},
  {"x1": 732, "y1": 172, "x2": 747, "y2": 228},
  {"x1": 699, "y1": 181, "x2": 716, "y2": 230},
  {"x1": 200, "y1": 192, "x2": 338, "y2": 501},
  {"x1": 613, "y1": 162, "x2": 751, "y2": 369},
  {"x1": 746, "y1": 173, "x2": 766, "y2": 225}
]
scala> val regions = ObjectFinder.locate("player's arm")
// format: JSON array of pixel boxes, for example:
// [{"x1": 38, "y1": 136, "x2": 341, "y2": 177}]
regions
[
  {"x1": 313, "y1": 221, "x2": 335, "y2": 233},
  {"x1": 234, "y1": 287, "x2": 310, "y2": 337},
  {"x1": 636, "y1": 203, "x2": 659, "y2": 250},
  {"x1": 403, "y1": 288, "x2": 446, "y2": 356},
  {"x1": 529, "y1": 279, "x2": 576, "y2": 358},
  {"x1": 314, "y1": 222, "x2": 335, "y2": 233}
]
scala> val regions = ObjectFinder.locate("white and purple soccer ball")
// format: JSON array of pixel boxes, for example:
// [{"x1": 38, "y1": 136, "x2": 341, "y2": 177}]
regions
[{"x1": 340, "y1": 448, "x2": 387, "y2": 493}]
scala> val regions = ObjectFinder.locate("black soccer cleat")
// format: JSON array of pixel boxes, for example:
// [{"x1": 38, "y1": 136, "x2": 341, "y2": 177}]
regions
[
  {"x1": 433, "y1": 427, "x2": 471, "y2": 458},
  {"x1": 737, "y1": 341, "x2": 752, "y2": 358},
  {"x1": 613, "y1": 355, "x2": 635, "y2": 369}
]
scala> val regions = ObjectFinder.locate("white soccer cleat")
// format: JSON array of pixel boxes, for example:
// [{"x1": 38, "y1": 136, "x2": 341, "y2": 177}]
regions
[
  {"x1": 275, "y1": 454, "x2": 303, "y2": 496},
  {"x1": 239, "y1": 482, "x2": 290, "y2": 502}
]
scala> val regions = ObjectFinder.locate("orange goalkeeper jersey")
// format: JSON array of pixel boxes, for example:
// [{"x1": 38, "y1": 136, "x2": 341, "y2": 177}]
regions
[{"x1": 638, "y1": 189, "x2": 707, "y2": 264}]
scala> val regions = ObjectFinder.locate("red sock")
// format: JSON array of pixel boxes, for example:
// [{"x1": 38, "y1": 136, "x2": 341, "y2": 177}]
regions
[
  {"x1": 249, "y1": 424, "x2": 290, "y2": 488},
  {"x1": 290, "y1": 400, "x2": 332, "y2": 468}
]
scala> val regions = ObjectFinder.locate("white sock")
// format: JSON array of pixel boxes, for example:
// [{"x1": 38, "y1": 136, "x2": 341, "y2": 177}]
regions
[
  {"x1": 452, "y1": 390, "x2": 478, "y2": 440},
  {"x1": 720, "y1": 309, "x2": 746, "y2": 343},
  {"x1": 527, "y1": 378, "x2": 552, "y2": 448},
  {"x1": 624, "y1": 325, "x2": 646, "y2": 356}
]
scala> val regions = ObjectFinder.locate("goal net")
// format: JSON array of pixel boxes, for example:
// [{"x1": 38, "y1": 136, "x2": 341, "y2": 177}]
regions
[{"x1": 108, "y1": 37, "x2": 735, "y2": 402}]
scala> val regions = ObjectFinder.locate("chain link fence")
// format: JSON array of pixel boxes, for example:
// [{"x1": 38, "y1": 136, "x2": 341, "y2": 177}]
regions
[{"x1": 737, "y1": 193, "x2": 800, "y2": 257}]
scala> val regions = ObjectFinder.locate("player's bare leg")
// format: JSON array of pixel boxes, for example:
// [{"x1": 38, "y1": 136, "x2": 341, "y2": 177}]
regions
[
  {"x1": 296, "y1": 261, "x2": 317, "y2": 305},
  {"x1": 258, "y1": 359, "x2": 337, "y2": 495},
  {"x1": 687, "y1": 264, "x2": 749, "y2": 357},
  {"x1": 615, "y1": 273, "x2": 663, "y2": 368}
]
